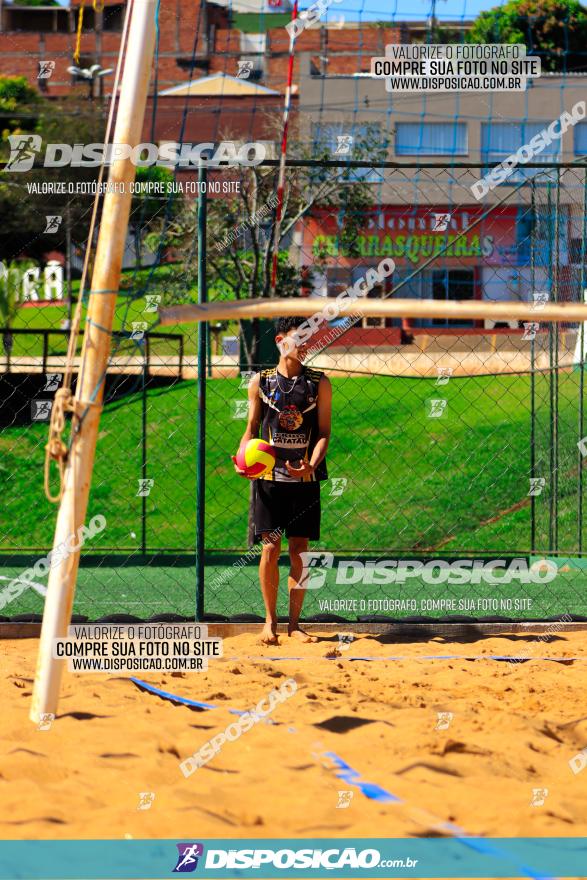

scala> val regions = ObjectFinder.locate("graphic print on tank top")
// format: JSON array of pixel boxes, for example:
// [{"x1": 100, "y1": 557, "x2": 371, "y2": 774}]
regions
[{"x1": 258, "y1": 366, "x2": 328, "y2": 483}]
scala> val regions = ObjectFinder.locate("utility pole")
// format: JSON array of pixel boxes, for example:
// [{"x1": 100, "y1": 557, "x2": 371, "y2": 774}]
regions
[{"x1": 31, "y1": 0, "x2": 158, "y2": 724}]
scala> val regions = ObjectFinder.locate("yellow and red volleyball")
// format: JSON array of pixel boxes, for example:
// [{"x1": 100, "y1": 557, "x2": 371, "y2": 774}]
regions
[{"x1": 236, "y1": 439, "x2": 276, "y2": 478}]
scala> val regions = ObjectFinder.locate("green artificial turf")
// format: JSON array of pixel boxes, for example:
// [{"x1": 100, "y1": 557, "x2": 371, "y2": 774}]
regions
[
  {"x1": 2, "y1": 370, "x2": 586, "y2": 619},
  {"x1": 7, "y1": 265, "x2": 238, "y2": 359}
]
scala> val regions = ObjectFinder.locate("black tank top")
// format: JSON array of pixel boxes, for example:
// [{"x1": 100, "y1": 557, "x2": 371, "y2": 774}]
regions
[{"x1": 258, "y1": 366, "x2": 328, "y2": 483}]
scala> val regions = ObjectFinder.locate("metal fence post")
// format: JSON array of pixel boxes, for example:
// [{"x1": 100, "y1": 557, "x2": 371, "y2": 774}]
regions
[
  {"x1": 141, "y1": 355, "x2": 148, "y2": 556},
  {"x1": 42, "y1": 331, "x2": 49, "y2": 375},
  {"x1": 579, "y1": 170, "x2": 587, "y2": 553},
  {"x1": 530, "y1": 180, "x2": 536, "y2": 555},
  {"x1": 547, "y1": 181, "x2": 555, "y2": 554},
  {"x1": 552, "y1": 167, "x2": 561, "y2": 552},
  {"x1": 195, "y1": 162, "x2": 207, "y2": 621}
]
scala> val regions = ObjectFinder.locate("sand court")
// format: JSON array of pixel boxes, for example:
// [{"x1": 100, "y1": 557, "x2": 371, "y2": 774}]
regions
[{"x1": 1, "y1": 630, "x2": 587, "y2": 843}]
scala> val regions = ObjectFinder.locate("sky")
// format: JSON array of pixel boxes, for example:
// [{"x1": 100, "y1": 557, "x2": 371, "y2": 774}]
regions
[{"x1": 322, "y1": 0, "x2": 497, "y2": 22}]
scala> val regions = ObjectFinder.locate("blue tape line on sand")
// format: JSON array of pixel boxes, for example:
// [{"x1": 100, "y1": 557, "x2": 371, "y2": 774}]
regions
[
  {"x1": 322, "y1": 753, "x2": 550, "y2": 878},
  {"x1": 130, "y1": 678, "x2": 551, "y2": 879},
  {"x1": 129, "y1": 677, "x2": 245, "y2": 714},
  {"x1": 247, "y1": 654, "x2": 582, "y2": 662},
  {"x1": 323, "y1": 751, "x2": 398, "y2": 803}
]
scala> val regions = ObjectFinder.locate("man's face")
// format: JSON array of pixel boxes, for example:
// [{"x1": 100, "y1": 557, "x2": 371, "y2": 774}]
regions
[{"x1": 276, "y1": 327, "x2": 307, "y2": 362}]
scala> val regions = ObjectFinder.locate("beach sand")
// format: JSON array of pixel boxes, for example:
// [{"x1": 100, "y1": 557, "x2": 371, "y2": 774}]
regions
[{"x1": 1, "y1": 629, "x2": 587, "y2": 843}]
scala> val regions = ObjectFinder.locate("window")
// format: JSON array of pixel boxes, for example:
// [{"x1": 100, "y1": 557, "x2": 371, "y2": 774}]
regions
[
  {"x1": 394, "y1": 268, "x2": 474, "y2": 327},
  {"x1": 103, "y1": 4, "x2": 125, "y2": 31},
  {"x1": 311, "y1": 123, "x2": 385, "y2": 182},
  {"x1": 326, "y1": 266, "x2": 391, "y2": 328},
  {"x1": 237, "y1": 35, "x2": 266, "y2": 82},
  {"x1": 574, "y1": 123, "x2": 587, "y2": 156},
  {"x1": 237, "y1": 56, "x2": 266, "y2": 81},
  {"x1": 325, "y1": 267, "x2": 349, "y2": 299},
  {"x1": 481, "y1": 122, "x2": 559, "y2": 182},
  {"x1": 395, "y1": 123, "x2": 468, "y2": 156},
  {"x1": 3, "y1": 7, "x2": 69, "y2": 32},
  {"x1": 239, "y1": 33, "x2": 267, "y2": 54},
  {"x1": 430, "y1": 269, "x2": 475, "y2": 327},
  {"x1": 570, "y1": 239, "x2": 587, "y2": 265}
]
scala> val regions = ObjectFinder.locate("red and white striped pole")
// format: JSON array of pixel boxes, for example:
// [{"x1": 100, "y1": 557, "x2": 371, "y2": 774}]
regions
[{"x1": 270, "y1": 0, "x2": 298, "y2": 296}]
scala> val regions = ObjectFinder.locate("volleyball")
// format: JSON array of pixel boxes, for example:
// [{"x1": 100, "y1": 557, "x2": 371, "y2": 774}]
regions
[{"x1": 236, "y1": 439, "x2": 276, "y2": 478}]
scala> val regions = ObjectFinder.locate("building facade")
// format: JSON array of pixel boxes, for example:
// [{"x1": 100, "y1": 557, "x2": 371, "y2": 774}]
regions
[{"x1": 297, "y1": 53, "x2": 587, "y2": 335}]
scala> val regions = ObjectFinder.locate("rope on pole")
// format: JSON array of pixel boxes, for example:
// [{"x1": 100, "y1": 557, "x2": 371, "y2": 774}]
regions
[{"x1": 45, "y1": 0, "x2": 133, "y2": 503}]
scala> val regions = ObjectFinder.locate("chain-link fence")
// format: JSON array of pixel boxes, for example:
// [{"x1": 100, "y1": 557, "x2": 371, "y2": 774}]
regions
[{"x1": 2, "y1": 161, "x2": 587, "y2": 623}]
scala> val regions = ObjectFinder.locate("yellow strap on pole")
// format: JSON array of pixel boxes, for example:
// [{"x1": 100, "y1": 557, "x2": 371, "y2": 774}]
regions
[{"x1": 73, "y1": 1, "x2": 84, "y2": 64}]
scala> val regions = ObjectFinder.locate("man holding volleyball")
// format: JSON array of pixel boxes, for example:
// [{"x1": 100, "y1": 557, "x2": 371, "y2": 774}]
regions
[{"x1": 232, "y1": 317, "x2": 332, "y2": 644}]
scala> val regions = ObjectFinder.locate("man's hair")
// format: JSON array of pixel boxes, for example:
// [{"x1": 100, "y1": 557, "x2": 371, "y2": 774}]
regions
[{"x1": 275, "y1": 316, "x2": 307, "y2": 335}]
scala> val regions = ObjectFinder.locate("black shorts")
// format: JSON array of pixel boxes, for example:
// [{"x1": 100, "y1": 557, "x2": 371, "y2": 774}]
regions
[{"x1": 252, "y1": 480, "x2": 321, "y2": 542}]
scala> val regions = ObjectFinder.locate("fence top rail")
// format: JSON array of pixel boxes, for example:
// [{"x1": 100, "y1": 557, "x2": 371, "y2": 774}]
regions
[
  {"x1": 1, "y1": 328, "x2": 183, "y2": 340},
  {"x1": 5, "y1": 159, "x2": 586, "y2": 171},
  {"x1": 233, "y1": 159, "x2": 587, "y2": 170}
]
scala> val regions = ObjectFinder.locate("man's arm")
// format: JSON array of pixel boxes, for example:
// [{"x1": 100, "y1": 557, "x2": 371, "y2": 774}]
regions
[
  {"x1": 232, "y1": 373, "x2": 261, "y2": 477},
  {"x1": 286, "y1": 374, "x2": 332, "y2": 478}
]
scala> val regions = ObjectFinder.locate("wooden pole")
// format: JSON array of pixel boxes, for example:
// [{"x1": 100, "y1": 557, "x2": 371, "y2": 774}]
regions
[
  {"x1": 30, "y1": 0, "x2": 157, "y2": 725},
  {"x1": 160, "y1": 297, "x2": 587, "y2": 326}
]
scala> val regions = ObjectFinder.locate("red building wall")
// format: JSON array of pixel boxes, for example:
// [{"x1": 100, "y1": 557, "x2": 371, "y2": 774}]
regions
[{"x1": 0, "y1": 0, "x2": 399, "y2": 98}]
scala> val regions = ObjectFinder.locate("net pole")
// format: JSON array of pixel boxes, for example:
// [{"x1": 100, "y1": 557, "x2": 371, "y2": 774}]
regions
[
  {"x1": 30, "y1": 0, "x2": 158, "y2": 725},
  {"x1": 195, "y1": 161, "x2": 207, "y2": 622},
  {"x1": 159, "y1": 297, "x2": 587, "y2": 325}
]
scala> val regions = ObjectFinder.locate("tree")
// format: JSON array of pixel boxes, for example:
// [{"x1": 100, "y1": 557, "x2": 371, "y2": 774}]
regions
[
  {"x1": 0, "y1": 259, "x2": 33, "y2": 371},
  {"x1": 130, "y1": 165, "x2": 182, "y2": 268},
  {"x1": 468, "y1": 0, "x2": 587, "y2": 72},
  {"x1": 151, "y1": 122, "x2": 389, "y2": 366},
  {"x1": 0, "y1": 75, "x2": 40, "y2": 134},
  {"x1": 0, "y1": 85, "x2": 106, "y2": 263}
]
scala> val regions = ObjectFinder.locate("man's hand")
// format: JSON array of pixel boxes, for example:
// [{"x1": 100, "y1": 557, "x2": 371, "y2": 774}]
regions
[
  {"x1": 231, "y1": 455, "x2": 254, "y2": 479},
  {"x1": 285, "y1": 459, "x2": 315, "y2": 479},
  {"x1": 232, "y1": 374, "x2": 261, "y2": 480}
]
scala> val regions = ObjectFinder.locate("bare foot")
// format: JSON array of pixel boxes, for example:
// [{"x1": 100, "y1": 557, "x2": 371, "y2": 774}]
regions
[
  {"x1": 259, "y1": 623, "x2": 279, "y2": 645},
  {"x1": 288, "y1": 627, "x2": 317, "y2": 643}
]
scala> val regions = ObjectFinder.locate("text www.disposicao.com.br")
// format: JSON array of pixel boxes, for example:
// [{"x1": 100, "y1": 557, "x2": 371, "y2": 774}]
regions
[{"x1": 70, "y1": 657, "x2": 204, "y2": 671}]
